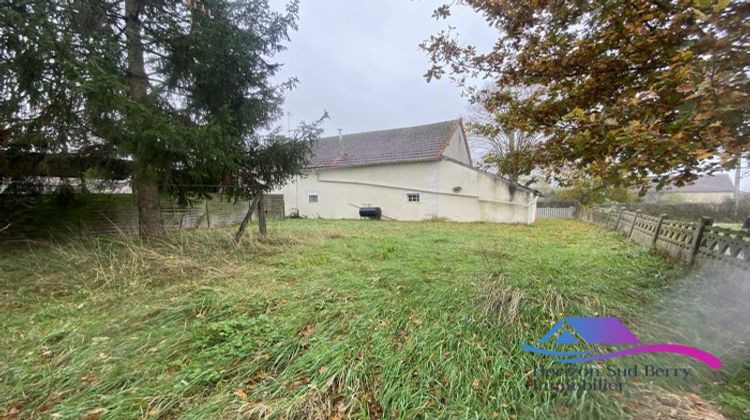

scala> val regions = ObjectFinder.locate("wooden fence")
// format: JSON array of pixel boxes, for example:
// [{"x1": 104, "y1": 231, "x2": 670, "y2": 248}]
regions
[
  {"x1": 537, "y1": 206, "x2": 576, "y2": 219},
  {"x1": 0, "y1": 194, "x2": 284, "y2": 242},
  {"x1": 580, "y1": 207, "x2": 750, "y2": 274}
]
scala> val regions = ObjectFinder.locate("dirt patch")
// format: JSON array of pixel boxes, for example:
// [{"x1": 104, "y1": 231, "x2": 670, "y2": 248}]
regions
[{"x1": 621, "y1": 385, "x2": 726, "y2": 419}]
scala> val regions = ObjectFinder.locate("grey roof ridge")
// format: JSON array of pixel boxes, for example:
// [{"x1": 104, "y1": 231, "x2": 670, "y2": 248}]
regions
[
  {"x1": 315, "y1": 118, "x2": 462, "y2": 142},
  {"x1": 307, "y1": 156, "x2": 439, "y2": 170}
]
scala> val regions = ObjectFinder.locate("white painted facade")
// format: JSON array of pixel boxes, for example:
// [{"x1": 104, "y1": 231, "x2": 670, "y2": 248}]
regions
[
  {"x1": 642, "y1": 191, "x2": 733, "y2": 204},
  {"x1": 273, "y1": 123, "x2": 538, "y2": 223}
]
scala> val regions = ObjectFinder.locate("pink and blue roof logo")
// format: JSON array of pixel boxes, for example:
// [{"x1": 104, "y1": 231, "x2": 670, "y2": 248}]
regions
[{"x1": 522, "y1": 317, "x2": 722, "y2": 369}]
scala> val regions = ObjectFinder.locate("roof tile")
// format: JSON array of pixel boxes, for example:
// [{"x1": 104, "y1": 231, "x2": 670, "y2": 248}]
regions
[{"x1": 308, "y1": 119, "x2": 460, "y2": 169}]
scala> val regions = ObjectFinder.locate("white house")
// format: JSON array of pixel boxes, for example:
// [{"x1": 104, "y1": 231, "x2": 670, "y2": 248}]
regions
[
  {"x1": 642, "y1": 174, "x2": 735, "y2": 204},
  {"x1": 274, "y1": 119, "x2": 539, "y2": 223}
]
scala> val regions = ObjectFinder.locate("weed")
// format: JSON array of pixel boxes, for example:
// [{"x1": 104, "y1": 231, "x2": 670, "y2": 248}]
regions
[{"x1": 0, "y1": 220, "x2": 744, "y2": 418}]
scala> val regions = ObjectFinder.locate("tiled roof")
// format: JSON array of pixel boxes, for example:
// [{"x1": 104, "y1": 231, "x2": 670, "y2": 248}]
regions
[
  {"x1": 308, "y1": 119, "x2": 461, "y2": 169},
  {"x1": 651, "y1": 174, "x2": 735, "y2": 193}
]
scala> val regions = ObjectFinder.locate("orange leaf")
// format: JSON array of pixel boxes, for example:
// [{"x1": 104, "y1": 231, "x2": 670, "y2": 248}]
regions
[
  {"x1": 299, "y1": 324, "x2": 315, "y2": 338},
  {"x1": 234, "y1": 389, "x2": 248, "y2": 401}
]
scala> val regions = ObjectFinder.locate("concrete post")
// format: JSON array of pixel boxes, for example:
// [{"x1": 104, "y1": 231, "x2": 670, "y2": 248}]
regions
[
  {"x1": 615, "y1": 207, "x2": 625, "y2": 231},
  {"x1": 205, "y1": 201, "x2": 211, "y2": 229},
  {"x1": 651, "y1": 214, "x2": 667, "y2": 247},
  {"x1": 688, "y1": 217, "x2": 713, "y2": 266},
  {"x1": 628, "y1": 210, "x2": 641, "y2": 239}
]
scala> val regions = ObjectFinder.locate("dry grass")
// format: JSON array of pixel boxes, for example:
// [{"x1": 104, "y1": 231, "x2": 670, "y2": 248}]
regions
[
  {"x1": 0, "y1": 220, "x2": 745, "y2": 419},
  {"x1": 479, "y1": 274, "x2": 525, "y2": 324},
  {"x1": 478, "y1": 276, "x2": 606, "y2": 328}
]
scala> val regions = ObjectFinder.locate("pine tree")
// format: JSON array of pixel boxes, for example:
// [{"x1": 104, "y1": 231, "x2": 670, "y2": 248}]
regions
[{"x1": 1, "y1": 0, "x2": 299, "y2": 237}]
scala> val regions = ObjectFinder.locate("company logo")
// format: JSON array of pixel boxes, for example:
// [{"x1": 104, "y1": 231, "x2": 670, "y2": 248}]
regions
[{"x1": 522, "y1": 317, "x2": 722, "y2": 369}]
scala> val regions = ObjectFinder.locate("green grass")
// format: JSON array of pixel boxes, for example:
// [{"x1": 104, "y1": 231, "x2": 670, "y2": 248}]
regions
[{"x1": 0, "y1": 220, "x2": 746, "y2": 418}]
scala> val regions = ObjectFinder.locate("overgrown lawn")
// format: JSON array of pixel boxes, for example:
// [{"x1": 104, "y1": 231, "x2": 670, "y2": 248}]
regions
[{"x1": 0, "y1": 220, "x2": 746, "y2": 418}]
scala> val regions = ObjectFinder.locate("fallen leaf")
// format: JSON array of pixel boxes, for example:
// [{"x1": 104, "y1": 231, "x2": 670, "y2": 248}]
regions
[
  {"x1": 298, "y1": 324, "x2": 315, "y2": 338},
  {"x1": 80, "y1": 375, "x2": 97, "y2": 384},
  {"x1": 234, "y1": 389, "x2": 248, "y2": 401},
  {"x1": 82, "y1": 408, "x2": 106, "y2": 420}
]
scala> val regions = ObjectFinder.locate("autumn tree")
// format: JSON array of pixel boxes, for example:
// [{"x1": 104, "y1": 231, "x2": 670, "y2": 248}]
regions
[
  {"x1": 468, "y1": 85, "x2": 545, "y2": 185},
  {"x1": 1, "y1": 0, "x2": 299, "y2": 237},
  {"x1": 422, "y1": 0, "x2": 749, "y2": 192},
  {"x1": 553, "y1": 172, "x2": 636, "y2": 206}
]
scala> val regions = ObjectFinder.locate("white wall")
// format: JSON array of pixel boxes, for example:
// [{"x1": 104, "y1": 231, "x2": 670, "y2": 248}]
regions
[
  {"x1": 274, "y1": 161, "x2": 440, "y2": 220},
  {"x1": 273, "y1": 159, "x2": 536, "y2": 223},
  {"x1": 436, "y1": 160, "x2": 535, "y2": 223},
  {"x1": 643, "y1": 192, "x2": 733, "y2": 204},
  {"x1": 441, "y1": 127, "x2": 472, "y2": 166}
]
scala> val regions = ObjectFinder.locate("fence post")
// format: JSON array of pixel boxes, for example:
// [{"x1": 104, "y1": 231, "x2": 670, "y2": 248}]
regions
[
  {"x1": 257, "y1": 195, "x2": 267, "y2": 237},
  {"x1": 205, "y1": 201, "x2": 211, "y2": 229},
  {"x1": 605, "y1": 210, "x2": 613, "y2": 229},
  {"x1": 688, "y1": 216, "x2": 712, "y2": 267},
  {"x1": 651, "y1": 213, "x2": 667, "y2": 247},
  {"x1": 615, "y1": 207, "x2": 625, "y2": 231},
  {"x1": 628, "y1": 209, "x2": 641, "y2": 239}
]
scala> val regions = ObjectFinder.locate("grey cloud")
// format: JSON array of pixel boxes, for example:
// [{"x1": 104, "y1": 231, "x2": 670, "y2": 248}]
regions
[{"x1": 269, "y1": 0, "x2": 496, "y2": 136}]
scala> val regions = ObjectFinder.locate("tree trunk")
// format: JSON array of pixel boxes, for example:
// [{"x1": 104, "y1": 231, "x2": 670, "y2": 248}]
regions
[
  {"x1": 126, "y1": 0, "x2": 164, "y2": 237},
  {"x1": 257, "y1": 193, "x2": 267, "y2": 238},
  {"x1": 234, "y1": 195, "x2": 261, "y2": 245},
  {"x1": 134, "y1": 167, "x2": 164, "y2": 238}
]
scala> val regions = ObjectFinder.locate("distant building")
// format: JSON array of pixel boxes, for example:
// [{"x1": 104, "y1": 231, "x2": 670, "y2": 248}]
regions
[
  {"x1": 643, "y1": 174, "x2": 734, "y2": 204},
  {"x1": 274, "y1": 119, "x2": 539, "y2": 223}
]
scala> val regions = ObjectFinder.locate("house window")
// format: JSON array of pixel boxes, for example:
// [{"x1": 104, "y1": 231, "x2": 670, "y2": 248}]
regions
[
  {"x1": 308, "y1": 193, "x2": 319, "y2": 204},
  {"x1": 407, "y1": 193, "x2": 420, "y2": 203}
]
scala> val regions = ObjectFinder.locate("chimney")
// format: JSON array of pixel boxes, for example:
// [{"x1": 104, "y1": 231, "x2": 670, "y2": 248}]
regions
[{"x1": 338, "y1": 128, "x2": 345, "y2": 157}]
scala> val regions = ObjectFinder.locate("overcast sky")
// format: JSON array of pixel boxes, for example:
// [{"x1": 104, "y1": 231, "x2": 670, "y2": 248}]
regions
[
  {"x1": 268, "y1": 0, "x2": 494, "y2": 137},
  {"x1": 267, "y1": 0, "x2": 748, "y2": 191}
]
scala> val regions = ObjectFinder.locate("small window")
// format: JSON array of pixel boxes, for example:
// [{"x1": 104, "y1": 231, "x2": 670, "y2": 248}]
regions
[
  {"x1": 407, "y1": 193, "x2": 420, "y2": 203},
  {"x1": 308, "y1": 194, "x2": 318, "y2": 204}
]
